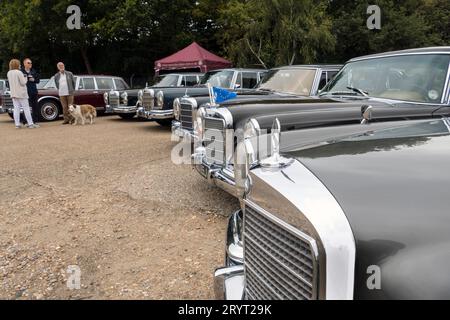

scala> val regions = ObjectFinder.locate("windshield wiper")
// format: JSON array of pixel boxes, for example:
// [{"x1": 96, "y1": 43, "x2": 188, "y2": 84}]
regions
[{"x1": 346, "y1": 86, "x2": 369, "y2": 97}]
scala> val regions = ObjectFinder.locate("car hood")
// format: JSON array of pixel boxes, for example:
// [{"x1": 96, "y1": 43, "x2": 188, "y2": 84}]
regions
[{"x1": 281, "y1": 126, "x2": 450, "y2": 299}]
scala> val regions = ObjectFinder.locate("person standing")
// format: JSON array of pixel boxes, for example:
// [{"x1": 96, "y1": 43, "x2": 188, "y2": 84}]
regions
[
  {"x1": 54, "y1": 62, "x2": 76, "y2": 124},
  {"x1": 21, "y1": 58, "x2": 40, "y2": 124},
  {"x1": 7, "y1": 59, "x2": 38, "y2": 129}
]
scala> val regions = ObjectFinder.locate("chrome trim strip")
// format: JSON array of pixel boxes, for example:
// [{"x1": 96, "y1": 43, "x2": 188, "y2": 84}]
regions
[
  {"x1": 349, "y1": 50, "x2": 450, "y2": 62},
  {"x1": 37, "y1": 96, "x2": 60, "y2": 103},
  {"x1": 251, "y1": 160, "x2": 356, "y2": 300},
  {"x1": 443, "y1": 62, "x2": 450, "y2": 104}
]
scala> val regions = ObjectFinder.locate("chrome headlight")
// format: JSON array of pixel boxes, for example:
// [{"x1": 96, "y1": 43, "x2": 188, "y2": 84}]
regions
[
  {"x1": 195, "y1": 107, "x2": 206, "y2": 139},
  {"x1": 138, "y1": 90, "x2": 144, "y2": 104},
  {"x1": 173, "y1": 98, "x2": 181, "y2": 120},
  {"x1": 121, "y1": 92, "x2": 128, "y2": 105},
  {"x1": 156, "y1": 91, "x2": 164, "y2": 108},
  {"x1": 103, "y1": 92, "x2": 109, "y2": 104}
]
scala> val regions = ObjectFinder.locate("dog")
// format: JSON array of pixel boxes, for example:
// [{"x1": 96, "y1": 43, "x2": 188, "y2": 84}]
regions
[{"x1": 68, "y1": 104, "x2": 97, "y2": 125}]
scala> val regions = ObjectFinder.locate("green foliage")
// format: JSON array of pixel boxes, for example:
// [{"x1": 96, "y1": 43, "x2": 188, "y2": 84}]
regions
[{"x1": 0, "y1": 0, "x2": 449, "y2": 81}]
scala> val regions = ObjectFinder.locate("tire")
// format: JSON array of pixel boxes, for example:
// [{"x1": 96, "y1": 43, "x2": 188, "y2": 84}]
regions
[
  {"x1": 118, "y1": 114, "x2": 136, "y2": 120},
  {"x1": 38, "y1": 100, "x2": 61, "y2": 122},
  {"x1": 155, "y1": 119, "x2": 172, "y2": 127}
]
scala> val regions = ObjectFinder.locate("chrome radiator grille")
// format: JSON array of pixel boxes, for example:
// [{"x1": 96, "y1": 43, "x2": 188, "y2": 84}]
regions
[
  {"x1": 2, "y1": 94, "x2": 13, "y2": 111},
  {"x1": 180, "y1": 102, "x2": 193, "y2": 131},
  {"x1": 143, "y1": 91, "x2": 154, "y2": 111},
  {"x1": 109, "y1": 94, "x2": 120, "y2": 107},
  {"x1": 244, "y1": 204, "x2": 318, "y2": 300},
  {"x1": 204, "y1": 117, "x2": 226, "y2": 165}
]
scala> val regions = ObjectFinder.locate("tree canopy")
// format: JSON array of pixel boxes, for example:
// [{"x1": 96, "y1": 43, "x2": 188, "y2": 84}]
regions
[{"x1": 0, "y1": 0, "x2": 448, "y2": 86}]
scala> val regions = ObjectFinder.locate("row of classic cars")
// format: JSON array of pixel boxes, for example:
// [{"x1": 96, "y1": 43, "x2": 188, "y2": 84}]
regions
[
  {"x1": 105, "y1": 68, "x2": 267, "y2": 125},
  {"x1": 203, "y1": 47, "x2": 450, "y2": 300},
  {"x1": 0, "y1": 75, "x2": 129, "y2": 121}
]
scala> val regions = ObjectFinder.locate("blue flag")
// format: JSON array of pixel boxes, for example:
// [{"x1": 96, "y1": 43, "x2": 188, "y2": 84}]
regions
[{"x1": 212, "y1": 87, "x2": 238, "y2": 104}]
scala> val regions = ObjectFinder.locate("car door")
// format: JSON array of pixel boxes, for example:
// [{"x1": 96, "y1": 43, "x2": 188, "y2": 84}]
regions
[{"x1": 74, "y1": 76, "x2": 99, "y2": 107}]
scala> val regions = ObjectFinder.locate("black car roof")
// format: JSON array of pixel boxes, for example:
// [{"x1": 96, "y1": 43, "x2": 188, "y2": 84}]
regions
[{"x1": 350, "y1": 46, "x2": 450, "y2": 62}]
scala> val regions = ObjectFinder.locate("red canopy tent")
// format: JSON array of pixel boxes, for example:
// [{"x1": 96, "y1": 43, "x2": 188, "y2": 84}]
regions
[{"x1": 154, "y1": 42, "x2": 232, "y2": 76}]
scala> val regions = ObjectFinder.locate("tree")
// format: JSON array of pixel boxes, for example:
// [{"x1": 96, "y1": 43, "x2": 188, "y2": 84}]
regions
[{"x1": 216, "y1": 0, "x2": 336, "y2": 68}]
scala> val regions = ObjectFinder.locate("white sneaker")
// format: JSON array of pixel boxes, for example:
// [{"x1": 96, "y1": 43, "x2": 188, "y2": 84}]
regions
[{"x1": 28, "y1": 124, "x2": 39, "y2": 129}]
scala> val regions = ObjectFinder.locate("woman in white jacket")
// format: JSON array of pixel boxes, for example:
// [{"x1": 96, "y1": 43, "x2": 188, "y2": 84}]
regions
[{"x1": 7, "y1": 59, "x2": 38, "y2": 129}]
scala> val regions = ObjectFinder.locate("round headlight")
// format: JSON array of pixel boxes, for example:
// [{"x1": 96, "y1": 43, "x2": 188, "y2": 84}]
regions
[
  {"x1": 103, "y1": 92, "x2": 109, "y2": 104},
  {"x1": 195, "y1": 107, "x2": 206, "y2": 140},
  {"x1": 173, "y1": 98, "x2": 181, "y2": 120},
  {"x1": 121, "y1": 92, "x2": 128, "y2": 105},
  {"x1": 156, "y1": 91, "x2": 164, "y2": 108},
  {"x1": 138, "y1": 90, "x2": 144, "y2": 103},
  {"x1": 244, "y1": 118, "x2": 261, "y2": 140}
]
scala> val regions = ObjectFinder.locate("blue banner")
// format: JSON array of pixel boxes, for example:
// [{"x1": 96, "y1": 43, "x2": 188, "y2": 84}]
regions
[{"x1": 212, "y1": 87, "x2": 238, "y2": 104}]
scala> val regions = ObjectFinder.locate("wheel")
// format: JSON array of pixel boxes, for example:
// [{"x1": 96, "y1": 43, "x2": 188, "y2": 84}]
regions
[
  {"x1": 155, "y1": 119, "x2": 172, "y2": 127},
  {"x1": 38, "y1": 100, "x2": 60, "y2": 122},
  {"x1": 118, "y1": 114, "x2": 136, "y2": 120}
]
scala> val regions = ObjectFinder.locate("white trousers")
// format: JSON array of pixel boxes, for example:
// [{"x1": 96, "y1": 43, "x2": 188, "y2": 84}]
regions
[{"x1": 12, "y1": 98, "x2": 34, "y2": 127}]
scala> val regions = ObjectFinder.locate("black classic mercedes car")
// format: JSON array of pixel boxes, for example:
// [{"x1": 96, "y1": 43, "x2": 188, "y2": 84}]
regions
[
  {"x1": 173, "y1": 65, "x2": 342, "y2": 141},
  {"x1": 215, "y1": 116, "x2": 450, "y2": 300},
  {"x1": 105, "y1": 73, "x2": 203, "y2": 120},
  {"x1": 140, "y1": 68, "x2": 267, "y2": 126},
  {"x1": 192, "y1": 47, "x2": 450, "y2": 196}
]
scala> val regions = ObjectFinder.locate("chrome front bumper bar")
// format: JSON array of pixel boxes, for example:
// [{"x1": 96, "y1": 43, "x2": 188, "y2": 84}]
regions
[
  {"x1": 106, "y1": 104, "x2": 138, "y2": 114},
  {"x1": 192, "y1": 149, "x2": 236, "y2": 197},
  {"x1": 172, "y1": 120, "x2": 201, "y2": 144},
  {"x1": 137, "y1": 107, "x2": 174, "y2": 120},
  {"x1": 214, "y1": 210, "x2": 245, "y2": 300}
]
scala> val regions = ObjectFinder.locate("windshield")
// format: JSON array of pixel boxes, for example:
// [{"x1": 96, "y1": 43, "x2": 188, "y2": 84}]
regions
[
  {"x1": 200, "y1": 70, "x2": 234, "y2": 88},
  {"x1": 43, "y1": 77, "x2": 57, "y2": 89},
  {"x1": 258, "y1": 69, "x2": 317, "y2": 95},
  {"x1": 155, "y1": 74, "x2": 179, "y2": 87},
  {"x1": 321, "y1": 54, "x2": 450, "y2": 103}
]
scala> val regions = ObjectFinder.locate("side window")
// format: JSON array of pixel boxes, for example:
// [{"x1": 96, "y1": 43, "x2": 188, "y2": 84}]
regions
[
  {"x1": 327, "y1": 71, "x2": 339, "y2": 81},
  {"x1": 185, "y1": 76, "x2": 199, "y2": 87},
  {"x1": 114, "y1": 79, "x2": 127, "y2": 90},
  {"x1": 318, "y1": 71, "x2": 328, "y2": 90},
  {"x1": 96, "y1": 77, "x2": 115, "y2": 90},
  {"x1": 82, "y1": 78, "x2": 96, "y2": 90},
  {"x1": 242, "y1": 72, "x2": 258, "y2": 88},
  {"x1": 78, "y1": 78, "x2": 84, "y2": 90}
]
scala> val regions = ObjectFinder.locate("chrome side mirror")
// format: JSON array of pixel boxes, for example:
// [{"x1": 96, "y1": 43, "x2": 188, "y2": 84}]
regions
[{"x1": 361, "y1": 105, "x2": 373, "y2": 125}]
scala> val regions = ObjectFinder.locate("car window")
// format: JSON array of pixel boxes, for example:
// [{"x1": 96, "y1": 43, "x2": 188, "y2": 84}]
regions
[
  {"x1": 43, "y1": 77, "x2": 56, "y2": 89},
  {"x1": 0, "y1": 81, "x2": 4, "y2": 91},
  {"x1": 155, "y1": 75, "x2": 180, "y2": 87},
  {"x1": 185, "y1": 76, "x2": 199, "y2": 87},
  {"x1": 242, "y1": 72, "x2": 259, "y2": 88},
  {"x1": 322, "y1": 54, "x2": 450, "y2": 103},
  {"x1": 207, "y1": 70, "x2": 235, "y2": 88},
  {"x1": 80, "y1": 78, "x2": 96, "y2": 90},
  {"x1": 96, "y1": 77, "x2": 114, "y2": 90},
  {"x1": 114, "y1": 78, "x2": 128, "y2": 90},
  {"x1": 318, "y1": 72, "x2": 328, "y2": 90},
  {"x1": 258, "y1": 69, "x2": 317, "y2": 95}
]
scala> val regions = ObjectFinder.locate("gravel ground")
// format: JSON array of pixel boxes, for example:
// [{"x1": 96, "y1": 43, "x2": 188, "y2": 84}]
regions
[{"x1": 0, "y1": 114, "x2": 239, "y2": 300}]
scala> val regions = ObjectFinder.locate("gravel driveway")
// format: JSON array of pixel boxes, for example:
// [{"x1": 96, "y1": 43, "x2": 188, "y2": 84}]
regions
[{"x1": 0, "y1": 114, "x2": 239, "y2": 300}]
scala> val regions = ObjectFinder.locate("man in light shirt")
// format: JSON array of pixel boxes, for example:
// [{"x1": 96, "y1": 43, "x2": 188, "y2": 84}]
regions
[{"x1": 54, "y1": 62, "x2": 76, "y2": 124}]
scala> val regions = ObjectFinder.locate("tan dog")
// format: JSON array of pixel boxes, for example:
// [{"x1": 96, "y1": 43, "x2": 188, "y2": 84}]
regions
[{"x1": 68, "y1": 104, "x2": 97, "y2": 125}]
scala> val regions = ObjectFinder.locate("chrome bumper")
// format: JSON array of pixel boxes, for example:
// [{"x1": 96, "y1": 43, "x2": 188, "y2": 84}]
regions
[
  {"x1": 106, "y1": 104, "x2": 137, "y2": 114},
  {"x1": 192, "y1": 149, "x2": 236, "y2": 197},
  {"x1": 136, "y1": 107, "x2": 173, "y2": 120},
  {"x1": 171, "y1": 120, "x2": 197, "y2": 143},
  {"x1": 214, "y1": 210, "x2": 245, "y2": 300}
]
